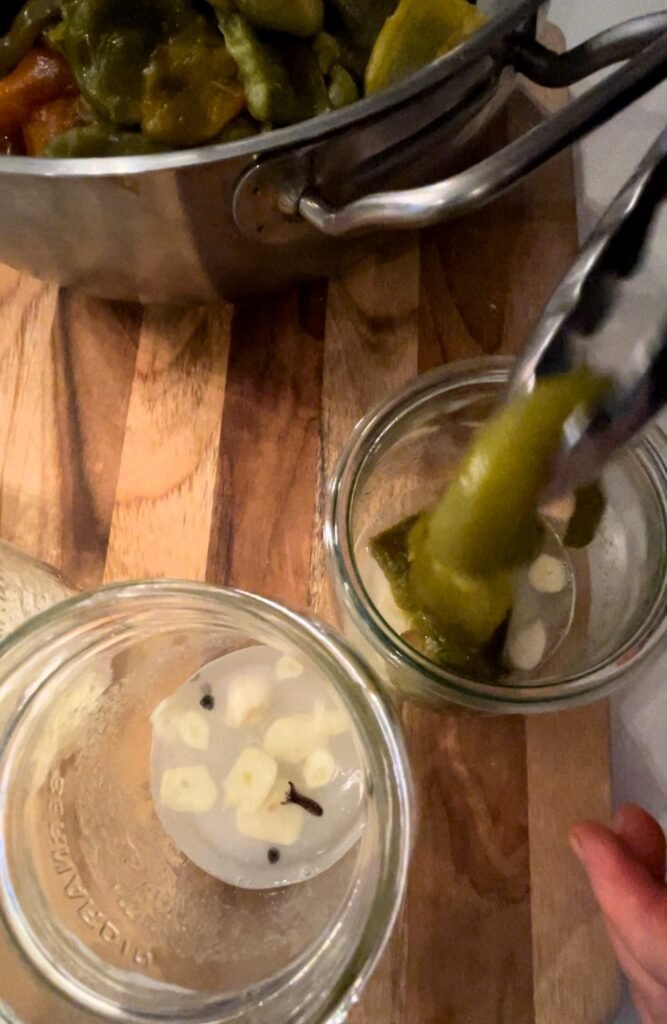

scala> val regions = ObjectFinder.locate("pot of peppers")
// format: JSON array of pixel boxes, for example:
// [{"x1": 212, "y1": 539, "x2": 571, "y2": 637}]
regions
[{"x1": 0, "y1": 0, "x2": 665, "y2": 301}]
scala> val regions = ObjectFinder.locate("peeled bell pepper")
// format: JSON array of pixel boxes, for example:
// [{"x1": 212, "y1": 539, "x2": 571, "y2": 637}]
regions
[
  {"x1": 0, "y1": 46, "x2": 76, "y2": 136},
  {"x1": 0, "y1": 0, "x2": 61, "y2": 78},
  {"x1": 365, "y1": 0, "x2": 487, "y2": 94},
  {"x1": 142, "y1": 26, "x2": 244, "y2": 146},
  {"x1": 60, "y1": 0, "x2": 193, "y2": 125}
]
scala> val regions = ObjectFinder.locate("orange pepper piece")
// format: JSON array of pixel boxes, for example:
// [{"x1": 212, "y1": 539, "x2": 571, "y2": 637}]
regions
[{"x1": 0, "y1": 46, "x2": 77, "y2": 136}]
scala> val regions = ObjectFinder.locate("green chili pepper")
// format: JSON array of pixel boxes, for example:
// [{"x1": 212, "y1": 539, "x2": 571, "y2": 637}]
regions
[
  {"x1": 0, "y1": 0, "x2": 62, "y2": 78},
  {"x1": 43, "y1": 122, "x2": 168, "y2": 155},
  {"x1": 60, "y1": 0, "x2": 194, "y2": 125},
  {"x1": 209, "y1": 7, "x2": 292, "y2": 123},
  {"x1": 234, "y1": 0, "x2": 323, "y2": 39},
  {"x1": 142, "y1": 24, "x2": 244, "y2": 146},
  {"x1": 365, "y1": 0, "x2": 487, "y2": 94},
  {"x1": 371, "y1": 371, "x2": 608, "y2": 657},
  {"x1": 410, "y1": 371, "x2": 606, "y2": 581},
  {"x1": 210, "y1": 5, "x2": 327, "y2": 125}
]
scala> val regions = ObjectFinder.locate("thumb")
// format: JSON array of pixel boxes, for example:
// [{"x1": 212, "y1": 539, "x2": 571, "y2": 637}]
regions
[
  {"x1": 615, "y1": 804, "x2": 666, "y2": 883},
  {"x1": 570, "y1": 818, "x2": 667, "y2": 977}
]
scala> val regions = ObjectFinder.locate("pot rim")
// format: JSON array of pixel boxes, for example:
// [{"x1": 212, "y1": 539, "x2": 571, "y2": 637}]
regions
[{"x1": 0, "y1": 0, "x2": 537, "y2": 179}]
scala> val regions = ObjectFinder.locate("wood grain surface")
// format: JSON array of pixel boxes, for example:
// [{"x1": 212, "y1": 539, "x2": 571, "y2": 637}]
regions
[{"x1": 0, "y1": 76, "x2": 618, "y2": 1024}]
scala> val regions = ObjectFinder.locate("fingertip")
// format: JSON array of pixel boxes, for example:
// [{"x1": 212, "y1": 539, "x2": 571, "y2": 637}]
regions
[
  {"x1": 568, "y1": 817, "x2": 667, "y2": 966},
  {"x1": 568, "y1": 820, "x2": 614, "y2": 868}
]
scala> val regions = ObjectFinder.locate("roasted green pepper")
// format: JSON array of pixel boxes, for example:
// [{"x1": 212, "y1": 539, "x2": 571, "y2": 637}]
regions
[
  {"x1": 411, "y1": 371, "x2": 606, "y2": 580},
  {"x1": 211, "y1": 5, "x2": 327, "y2": 125},
  {"x1": 0, "y1": 0, "x2": 62, "y2": 78},
  {"x1": 371, "y1": 371, "x2": 607, "y2": 660},
  {"x1": 209, "y1": 7, "x2": 291, "y2": 123},
  {"x1": 43, "y1": 121, "x2": 168, "y2": 155},
  {"x1": 0, "y1": 0, "x2": 490, "y2": 155},
  {"x1": 370, "y1": 516, "x2": 511, "y2": 675},
  {"x1": 235, "y1": 0, "x2": 323, "y2": 39},
  {"x1": 365, "y1": 0, "x2": 487, "y2": 94},
  {"x1": 328, "y1": 0, "x2": 398, "y2": 55},
  {"x1": 60, "y1": 0, "x2": 193, "y2": 125},
  {"x1": 142, "y1": 24, "x2": 244, "y2": 146}
]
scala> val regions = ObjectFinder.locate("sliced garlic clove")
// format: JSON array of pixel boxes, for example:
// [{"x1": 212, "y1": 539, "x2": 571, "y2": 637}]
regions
[
  {"x1": 508, "y1": 619, "x2": 547, "y2": 672},
  {"x1": 528, "y1": 554, "x2": 568, "y2": 594},
  {"x1": 236, "y1": 777, "x2": 303, "y2": 845},
  {"x1": 263, "y1": 714, "x2": 322, "y2": 763},
  {"x1": 312, "y1": 701, "x2": 348, "y2": 738},
  {"x1": 303, "y1": 748, "x2": 336, "y2": 789},
  {"x1": 177, "y1": 710, "x2": 210, "y2": 751},
  {"x1": 225, "y1": 674, "x2": 270, "y2": 728},
  {"x1": 275, "y1": 655, "x2": 304, "y2": 680},
  {"x1": 160, "y1": 765, "x2": 218, "y2": 813},
  {"x1": 223, "y1": 747, "x2": 278, "y2": 814},
  {"x1": 320, "y1": 708, "x2": 350, "y2": 737}
]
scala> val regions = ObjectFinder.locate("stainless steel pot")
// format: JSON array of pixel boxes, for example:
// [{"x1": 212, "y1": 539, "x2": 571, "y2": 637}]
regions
[{"x1": 2, "y1": 0, "x2": 667, "y2": 302}]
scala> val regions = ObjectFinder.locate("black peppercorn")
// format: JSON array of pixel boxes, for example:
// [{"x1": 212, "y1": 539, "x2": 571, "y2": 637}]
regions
[{"x1": 267, "y1": 847, "x2": 280, "y2": 864}]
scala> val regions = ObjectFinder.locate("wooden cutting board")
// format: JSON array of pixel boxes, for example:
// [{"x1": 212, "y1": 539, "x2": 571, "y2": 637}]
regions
[{"x1": 0, "y1": 78, "x2": 619, "y2": 1024}]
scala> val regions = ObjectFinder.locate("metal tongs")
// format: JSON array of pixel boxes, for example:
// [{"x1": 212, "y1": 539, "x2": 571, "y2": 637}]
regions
[{"x1": 510, "y1": 126, "x2": 667, "y2": 499}]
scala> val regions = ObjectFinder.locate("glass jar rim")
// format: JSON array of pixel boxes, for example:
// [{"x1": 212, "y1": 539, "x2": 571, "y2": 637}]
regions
[
  {"x1": 326, "y1": 356, "x2": 667, "y2": 712},
  {"x1": 0, "y1": 580, "x2": 412, "y2": 1024}
]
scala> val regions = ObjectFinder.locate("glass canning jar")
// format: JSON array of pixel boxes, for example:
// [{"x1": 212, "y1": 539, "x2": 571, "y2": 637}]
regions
[
  {"x1": 0, "y1": 539, "x2": 74, "y2": 640},
  {"x1": 325, "y1": 357, "x2": 667, "y2": 714},
  {"x1": 0, "y1": 581, "x2": 412, "y2": 1024}
]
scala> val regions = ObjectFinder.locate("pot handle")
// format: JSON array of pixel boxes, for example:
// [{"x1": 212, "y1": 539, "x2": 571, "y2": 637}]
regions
[
  {"x1": 299, "y1": 17, "x2": 667, "y2": 237},
  {"x1": 247, "y1": 14, "x2": 667, "y2": 240}
]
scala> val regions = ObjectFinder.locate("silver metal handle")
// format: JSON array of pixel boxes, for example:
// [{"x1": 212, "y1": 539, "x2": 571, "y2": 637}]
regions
[
  {"x1": 511, "y1": 11, "x2": 667, "y2": 87},
  {"x1": 298, "y1": 16, "x2": 667, "y2": 237},
  {"x1": 511, "y1": 125, "x2": 667, "y2": 497}
]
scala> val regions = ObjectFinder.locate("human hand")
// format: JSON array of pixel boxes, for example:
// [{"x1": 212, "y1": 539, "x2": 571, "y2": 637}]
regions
[{"x1": 570, "y1": 804, "x2": 667, "y2": 1024}]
